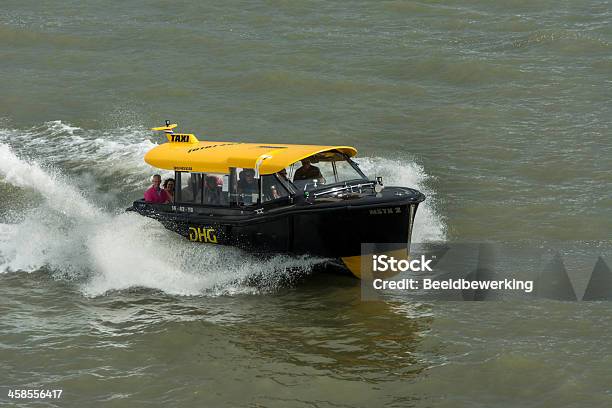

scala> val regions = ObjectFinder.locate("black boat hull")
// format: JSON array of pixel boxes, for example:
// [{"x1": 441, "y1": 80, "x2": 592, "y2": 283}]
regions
[{"x1": 129, "y1": 187, "x2": 424, "y2": 278}]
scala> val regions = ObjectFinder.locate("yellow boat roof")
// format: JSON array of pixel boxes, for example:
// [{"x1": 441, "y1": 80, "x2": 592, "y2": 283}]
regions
[{"x1": 144, "y1": 133, "x2": 358, "y2": 175}]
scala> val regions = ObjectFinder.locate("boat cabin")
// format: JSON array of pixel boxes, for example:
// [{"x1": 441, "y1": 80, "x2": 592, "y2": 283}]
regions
[
  {"x1": 168, "y1": 153, "x2": 368, "y2": 210},
  {"x1": 131, "y1": 122, "x2": 425, "y2": 279},
  {"x1": 143, "y1": 124, "x2": 373, "y2": 211}
]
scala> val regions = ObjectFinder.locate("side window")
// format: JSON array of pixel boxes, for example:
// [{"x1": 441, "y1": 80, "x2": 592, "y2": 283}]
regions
[
  {"x1": 230, "y1": 167, "x2": 259, "y2": 206},
  {"x1": 202, "y1": 173, "x2": 229, "y2": 206},
  {"x1": 262, "y1": 174, "x2": 289, "y2": 203},
  {"x1": 335, "y1": 159, "x2": 365, "y2": 182},
  {"x1": 290, "y1": 159, "x2": 328, "y2": 190},
  {"x1": 315, "y1": 161, "x2": 333, "y2": 184},
  {"x1": 178, "y1": 172, "x2": 202, "y2": 204}
]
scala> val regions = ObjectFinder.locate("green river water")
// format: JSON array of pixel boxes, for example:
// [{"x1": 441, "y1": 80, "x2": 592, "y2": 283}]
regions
[{"x1": 1, "y1": 1, "x2": 611, "y2": 407}]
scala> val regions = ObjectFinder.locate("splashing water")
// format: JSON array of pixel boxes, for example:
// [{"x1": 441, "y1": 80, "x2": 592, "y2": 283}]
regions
[
  {"x1": 0, "y1": 138, "x2": 319, "y2": 296},
  {"x1": 0, "y1": 143, "x2": 100, "y2": 219},
  {"x1": 357, "y1": 157, "x2": 446, "y2": 243},
  {"x1": 0, "y1": 122, "x2": 446, "y2": 296},
  {"x1": 0, "y1": 120, "x2": 161, "y2": 194},
  {"x1": 83, "y1": 212, "x2": 322, "y2": 297}
]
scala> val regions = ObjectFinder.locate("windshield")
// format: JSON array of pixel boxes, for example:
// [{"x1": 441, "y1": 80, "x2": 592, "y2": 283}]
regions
[{"x1": 289, "y1": 152, "x2": 367, "y2": 192}]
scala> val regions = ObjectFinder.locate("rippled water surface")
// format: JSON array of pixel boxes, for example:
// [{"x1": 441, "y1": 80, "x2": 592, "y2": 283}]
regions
[{"x1": 1, "y1": 1, "x2": 611, "y2": 407}]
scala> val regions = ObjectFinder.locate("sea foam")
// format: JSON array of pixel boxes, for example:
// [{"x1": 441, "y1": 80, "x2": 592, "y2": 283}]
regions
[{"x1": 0, "y1": 122, "x2": 446, "y2": 296}]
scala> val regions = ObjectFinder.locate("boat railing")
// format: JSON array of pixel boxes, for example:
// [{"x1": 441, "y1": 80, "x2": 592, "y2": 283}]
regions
[{"x1": 312, "y1": 181, "x2": 376, "y2": 198}]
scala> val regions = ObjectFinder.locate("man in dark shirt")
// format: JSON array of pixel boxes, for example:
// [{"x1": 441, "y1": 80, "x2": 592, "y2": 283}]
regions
[
  {"x1": 237, "y1": 169, "x2": 258, "y2": 204},
  {"x1": 293, "y1": 158, "x2": 324, "y2": 182},
  {"x1": 238, "y1": 169, "x2": 257, "y2": 194}
]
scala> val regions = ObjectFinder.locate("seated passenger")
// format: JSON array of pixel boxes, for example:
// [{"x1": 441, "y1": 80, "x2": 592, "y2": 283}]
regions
[
  {"x1": 144, "y1": 174, "x2": 170, "y2": 203},
  {"x1": 203, "y1": 175, "x2": 223, "y2": 205},
  {"x1": 293, "y1": 158, "x2": 325, "y2": 183},
  {"x1": 237, "y1": 169, "x2": 257, "y2": 194},
  {"x1": 262, "y1": 173, "x2": 288, "y2": 201},
  {"x1": 269, "y1": 169, "x2": 290, "y2": 199},
  {"x1": 237, "y1": 169, "x2": 258, "y2": 204},
  {"x1": 163, "y1": 178, "x2": 175, "y2": 203}
]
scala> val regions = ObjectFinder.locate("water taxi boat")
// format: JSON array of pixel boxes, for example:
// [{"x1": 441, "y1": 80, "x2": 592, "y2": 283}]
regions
[{"x1": 128, "y1": 122, "x2": 425, "y2": 278}]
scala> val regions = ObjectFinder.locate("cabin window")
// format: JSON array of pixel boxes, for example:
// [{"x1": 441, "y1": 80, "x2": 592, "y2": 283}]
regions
[
  {"x1": 230, "y1": 167, "x2": 259, "y2": 206},
  {"x1": 177, "y1": 172, "x2": 203, "y2": 204},
  {"x1": 334, "y1": 159, "x2": 364, "y2": 182},
  {"x1": 261, "y1": 174, "x2": 289, "y2": 203},
  {"x1": 176, "y1": 172, "x2": 229, "y2": 206},
  {"x1": 289, "y1": 152, "x2": 366, "y2": 191},
  {"x1": 203, "y1": 173, "x2": 229, "y2": 206}
]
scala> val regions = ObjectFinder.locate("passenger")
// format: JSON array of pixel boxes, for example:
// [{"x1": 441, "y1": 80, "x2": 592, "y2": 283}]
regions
[
  {"x1": 261, "y1": 174, "x2": 281, "y2": 201},
  {"x1": 144, "y1": 174, "x2": 170, "y2": 204},
  {"x1": 265, "y1": 169, "x2": 288, "y2": 199},
  {"x1": 237, "y1": 169, "x2": 258, "y2": 204},
  {"x1": 293, "y1": 158, "x2": 324, "y2": 183},
  {"x1": 267, "y1": 169, "x2": 290, "y2": 199},
  {"x1": 203, "y1": 175, "x2": 223, "y2": 205},
  {"x1": 163, "y1": 178, "x2": 175, "y2": 203},
  {"x1": 237, "y1": 169, "x2": 258, "y2": 194},
  {"x1": 180, "y1": 174, "x2": 200, "y2": 202}
]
